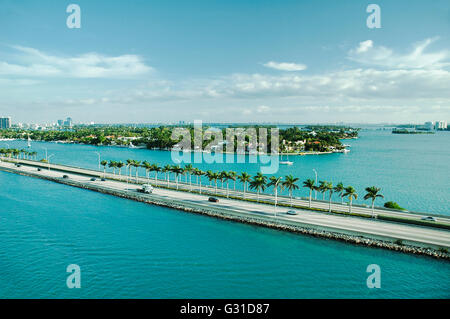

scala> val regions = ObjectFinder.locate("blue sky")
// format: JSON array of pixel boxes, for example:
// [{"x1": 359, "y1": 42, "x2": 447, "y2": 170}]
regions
[{"x1": 0, "y1": 0, "x2": 449, "y2": 124}]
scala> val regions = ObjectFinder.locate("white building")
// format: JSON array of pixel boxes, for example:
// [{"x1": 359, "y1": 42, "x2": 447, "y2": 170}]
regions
[{"x1": 435, "y1": 121, "x2": 447, "y2": 130}]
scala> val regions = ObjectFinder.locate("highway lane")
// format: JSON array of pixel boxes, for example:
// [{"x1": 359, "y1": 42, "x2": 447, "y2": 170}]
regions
[{"x1": 2, "y1": 160, "x2": 450, "y2": 249}]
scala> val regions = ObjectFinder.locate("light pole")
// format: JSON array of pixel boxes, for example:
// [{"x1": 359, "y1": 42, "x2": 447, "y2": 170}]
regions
[
  {"x1": 42, "y1": 147, "x2": 48, "y2": 161},
  {"x1": 94, "y1": 152, "x2": 101, "y2": 170},
  {"x1": 313, "y1": 169, "x2": 318, "y2": 200},
  {"x1": 48, "y1": 154, "x2": 54, "y2": 170}
]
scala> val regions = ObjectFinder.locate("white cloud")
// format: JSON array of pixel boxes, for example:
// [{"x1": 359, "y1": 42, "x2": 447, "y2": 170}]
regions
[
  {"x1": 263, "y1": 61, "x2": 307, "y2": 71},
  {"x1": 348, "y1": 37, "x2": 450, "y2": 69},
  {"x1": 356, "y1": 40, "x2": 373, "y2": 53},
  {"x1": 0, "y1": 45, "x2": 152, "y2": 78}
]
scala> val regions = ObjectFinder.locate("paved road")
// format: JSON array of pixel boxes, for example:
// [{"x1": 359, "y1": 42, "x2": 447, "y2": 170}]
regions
[
  {"x1": 6, "y1": 157, "x2": 450, "y2": 222},
  {"x1": 1, "y1": 160, "x2": 450, "y2": 249}
]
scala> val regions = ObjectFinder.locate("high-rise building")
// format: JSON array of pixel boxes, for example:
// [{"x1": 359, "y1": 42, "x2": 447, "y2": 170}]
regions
[
  {"x1": 0, "y1": 117, "x2": 11, "y2": 129},
  {"x1": 57, "y1": 119, "x2": 64, "y2": 126},
  {"x1": 435, "y1": 121, "x2": 448, "y2": 130},
  {"x1": 63, "y1": 117, "x2": 73, "y2": 127},
  {"x1": 424, "y1": 121, "x2": 434, "y2": 130}
]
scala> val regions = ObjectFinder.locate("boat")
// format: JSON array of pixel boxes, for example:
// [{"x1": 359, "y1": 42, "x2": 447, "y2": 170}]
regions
[
  {"x1": 280, "y1": 154, "x2": 293, "y2": 165},
  {"x1": 27, "y1": 135, "x2": 31, "y2": 148}
]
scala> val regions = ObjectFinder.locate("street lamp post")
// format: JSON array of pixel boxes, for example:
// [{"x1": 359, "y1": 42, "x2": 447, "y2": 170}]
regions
[
  {"x1": 94, "y1": 152, "x2": 101, "y2": 170},
  {"x1": 48, "y1": 154, "x2": 54, "y2": 170},
  {"x1": 42, "y1": 147, "x2": 48, "y2": 161},
  {"x1": 313, "y1": 169, "x2": 318, "y2": 200}
]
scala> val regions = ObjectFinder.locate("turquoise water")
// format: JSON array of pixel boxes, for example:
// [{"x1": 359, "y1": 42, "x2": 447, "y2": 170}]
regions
[
  {"x1": 1, "y1": 171, "x2": 449, "y2": 298},
  {"x1": 3, "y1": 129, "x2": 450, "y2": 214}
]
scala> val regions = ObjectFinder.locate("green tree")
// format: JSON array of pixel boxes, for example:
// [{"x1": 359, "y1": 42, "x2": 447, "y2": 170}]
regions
[
  {"x1": 364, "y1": 186, "x2": 384, "y2": 218},
  {"x1": 283, "y1": 175, "x2": 299, "y2": 207},
  {"x1": 238, "y1": 172, "x2": 252, "y2": 199},
  {"x1": 268, "y1": 176, "x2": 283, "y2": 213},
  {"x1": 303, "y1": 179, "x2": 315, "y2": 208},
  {"x1": 343, "y1": 186, "x2": 358, "y2": 214},
  {"x1": 333, "y1": 182, "x2": 345, "y2": 204},
  {"x1": 249, "y1": 173, "x2": 267, "y2": 202}
]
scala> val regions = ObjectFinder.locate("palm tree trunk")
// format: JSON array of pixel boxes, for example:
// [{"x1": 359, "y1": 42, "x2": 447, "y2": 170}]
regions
[
  {"x1": 290, "y1": 190, "x2": 293, "y2": 207},
  {"x1": 329, "y1": 193, "x2": 332, "y2": 212},
  {"x1": 309, "y1": 189, "x2": 312, "y2": 208}
]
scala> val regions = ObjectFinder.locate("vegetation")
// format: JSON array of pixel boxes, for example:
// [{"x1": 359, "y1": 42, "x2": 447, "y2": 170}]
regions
[
  {"x1": 0, "y1": 124, "x2": 359, "y2": 154},
  {"x1": 384, "y1": 201, "x2": 406, "y2": 211}
]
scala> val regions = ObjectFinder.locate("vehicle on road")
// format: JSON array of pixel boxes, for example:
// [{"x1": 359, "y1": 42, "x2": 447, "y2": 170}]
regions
[
  {"x1": 62, "y1": 175, "x2": 69, "y2": 179},
  {"x1": 286, "y1": 210, "x2": 298, "y2": 215},
  {"x1": 208, "y1": 197, "x2": 219, "y2": 203},
  {"x1": 90, "y1": 177, "x2": 96, "y2": 181},
  {"x1": 421, "y1": 216, "x2": 436, "y2": 222},
  {"x1": 37, "y1": 168, "x2": 41, "y2": 171},
  {"x1": 101, "y1": 178, "x2": 106, "y2": 181},
  {"x1": 15, "y1": 164, "x2": 21, "y2": 167},
  {"x1": 138, "y1": 184, "x2": 154, "y2": 194}
]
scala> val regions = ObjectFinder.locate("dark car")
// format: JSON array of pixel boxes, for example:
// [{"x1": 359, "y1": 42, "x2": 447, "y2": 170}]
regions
[
  {"x1": 62, "y1": 175, "x2": 69, "y2": 179},
  {"x1": 37, "y1": 168, "x2": 41, "y2": 171},
  {"x1": 208, "y1": 197, "x2": 219, "y2": 203},
  {"x1": 90, "y1": 177, "x2": 96, "y2": 181},
  {"x1": 101, "y1": 178, "x2": 106, "y2": 181},
  {"x1": 15, "y1": 164, "x2": 21, "y2": 167}
]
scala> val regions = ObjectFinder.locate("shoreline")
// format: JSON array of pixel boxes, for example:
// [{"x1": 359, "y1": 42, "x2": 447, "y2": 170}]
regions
[
  {"x1": 2, "y1": 138, "x2": 342, "y2": 156},
  {"x1": 0, "y1": 162, "x2": 449, "y2": 260}
]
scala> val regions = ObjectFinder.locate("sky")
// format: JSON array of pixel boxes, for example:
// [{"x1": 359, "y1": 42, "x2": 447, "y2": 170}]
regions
[{"x1": 0, "y1": 0, "x2": 449, "y2": 124}]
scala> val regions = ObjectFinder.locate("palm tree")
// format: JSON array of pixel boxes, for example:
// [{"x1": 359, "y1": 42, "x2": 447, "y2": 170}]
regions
[
  {"x1": 163, "y1": 164, "x2": 172, "y2": 187},
  {"x1": 334, "y1": 182, "x2": 345, "y2": 204},
  {"x1": 208, "y1": 172, "x2": 220, "y2": 194},
  {"x1": 142, "y1": 161, "x2": 152, "y2": 182},
  {"x1": 343, "y1": 186, "x2": 358, "y2": 214},
  {"x1": 171, "y1": 165, "x2": 184, "y2": 190},
  {"x1": 184, "y1": 164, "x2": 194, "y2": 191},
  {"x1": 249, "y1": 173, "x2": 267, "y2": 202},
  {"x1": 108, "y1": 160, "x2": 117, "y2": 175},
  {"x1": 268, "y1": 176, "x2": 283, "y2": 214},
  {"x1": 116, "y1": 161, "x2": 124, "y2": 176},
  {"x1": 100, "y1": 160, "x2": 108, "y2": 177},
  {"x1": 318, "y1": 180, "x2": 328, "y2": 200},
  {"x1": 192, "y1": 168, "x2": 204, "y2": 194},
  {"x1": 151, "y1": 164, "x2": 161, "y2": 186},
  {"x1": 303, "y1": 179, "x2": 315, "y2": 208},
  {"x1": 133, "y1": 160, "x2": 141, "y2": 182},
  {"x1": 205, "y1": 170, "x2": 214, "y2": 187},
  {"x1": 283, "y1": 175, "x2": 299, "y2": 207},
  {"x1": 228, "y1": 171, "x2": 237, "y2": 192},
  {"x1": 220, "y1": 171, "x2": 231, "y2": 198},
  {"x1": 323, "y1": 181, "x2": 334, "y2": 212},
  {"x1": 364, "y1": 186, "x2": 384, "y2": 218},
  {"x1": 126, "y1": 159, "x2": 133, "y2": 182},
  {"x1": 238, "y1": 172, "x2": 251, "y2": 199}
]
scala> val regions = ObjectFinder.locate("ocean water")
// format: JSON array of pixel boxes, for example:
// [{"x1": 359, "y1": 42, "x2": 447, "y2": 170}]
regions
[
  {"x1": 2, "y1": 129, "x2": 449, "y2": 214},
  {"x1": 1, "y1": 171, "x2": 449, "y2": 298}
]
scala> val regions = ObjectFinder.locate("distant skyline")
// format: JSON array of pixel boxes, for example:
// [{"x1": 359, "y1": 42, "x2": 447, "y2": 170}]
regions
[{"x1": 1, "y1": 0, "x2": 450, "y2": 123}]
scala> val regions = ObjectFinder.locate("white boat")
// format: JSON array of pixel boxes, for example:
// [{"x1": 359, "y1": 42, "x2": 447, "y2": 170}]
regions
[
  {"x1": 27, "y1": 135, "x2": 31, "y2": 148},
  {"x1": 280, "y1": 154, "x2": 293, "y2": 165}
]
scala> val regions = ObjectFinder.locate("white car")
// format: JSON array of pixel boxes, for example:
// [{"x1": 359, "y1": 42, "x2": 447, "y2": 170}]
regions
[
  {"x1": 140, "y1": 184, "x2": 154, "y2": 194},
  {"x1": 286, "y1": 210, "x2": 298, "y2": 215},
  {"x1": 421, "y1": 216, "x2": 436, "y2": 222}
]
